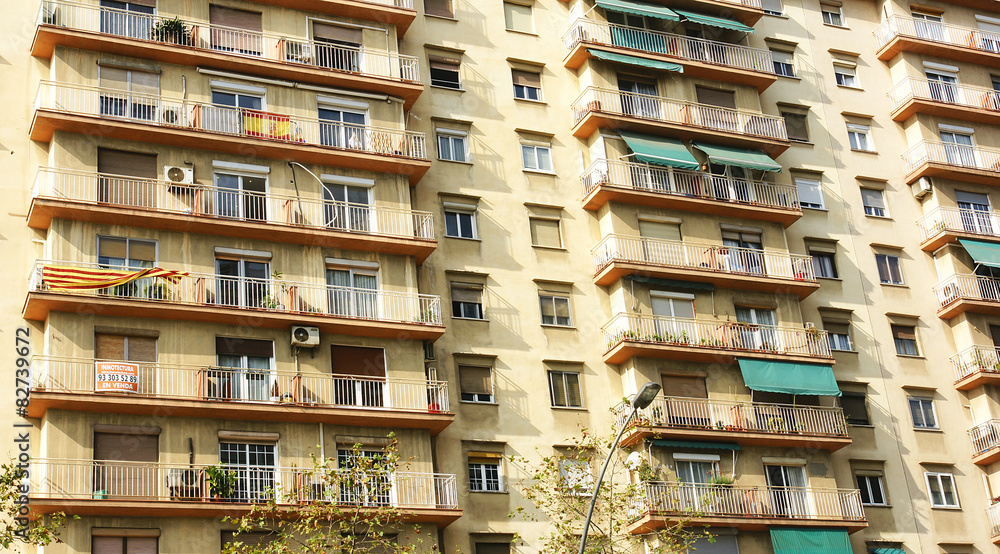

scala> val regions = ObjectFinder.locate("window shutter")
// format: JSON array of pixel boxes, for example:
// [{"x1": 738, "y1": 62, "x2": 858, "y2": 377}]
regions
[
  {"x1": 660, "y1": 374, "x2": 707, "y2": 398},
  {"x1": 550, "y1": 372, "x2": 566, "y2": 404},
  {"x1": 761, "y1": 0, "x2": 782, "y2": 11},
  {"x1": 331, "y1": 345, "x2": 386, "y2": 377},
  {"x1": 97, "y1": 148, "x2": 158, "y2": 179},
  {"x1": 891, "y1": 325, "x2": 916, "y2": 341},
  {"x1": 313, "y1": 22, "x2": 363, "y2": 44},
  {"x1": 93, "y1": 537, "x2": 124, "y2": 554},
  {"x1": 695, "y1": 87, "x2": 737, "y2": 109},
  {"x1": 459, "y1": 365, "x2": 491, "y2": 395},
  {"x1": 128, "y1": 240, "x2": 157, "y2": 263},
  {"x1": 451, "y1": 284, "x2": 482, "y2": 303},
  {"x1": 783, "y1": 113, "x2": 808, "y2": 141},
  {"x1": 127, "y1": 336, "x2": 157, "y2": 362},
  {"x1": 209, "y1": 5, "x2": 262, "y2": 31},
  {"x1": 128, "y1": 537, "x2": 158, "y2": 554},
  {"x1": 128, "y1": 0, "x2": 157, "y2": 7},
  {"x1": 129, "y1": 71, "x2": 159, "y2": 97},
  {"x1": 476, "y1": 543, "x2": 511, "y2": 554},
  {"x1": 825, "y1": 322, "x2": 850, "y2": 336},
  {"x1": 429, "y1": 57, "x2": 461, "y2": 70},
  {"x1": 467, "y1": 452, "x2": 503, "y2": 465},
  {"x1": 504, "y1": 2, "x2": 533, "y2": 31},
  {"x1": 511, "y1": 70, "x2": 540, "y2": 88},
  {"x1": 424, "y1": 0, "x2": 454, "y2": 17},
  {"x1": 639, "y1": 220, "x2": 681, "y2": 241},
  {"x1": 565, "y1": 372, "x2": 582, "y2": 406},
  {"x1": 100, "y1": 67, "x2": 129, "y2": 91},
  {"x1": 94, "y1": 432, "x2": 158, "y2": 462},
  {"x1": 529, "y1": 218, "x2": 561, "y2": 247},
  {"x1": 216, "y1": 337, "x2": 274, "y2": 358},
  {"x1": 860, "y1": 188, "x2": 886, "y2": 209},
  {"x1": 96, "y1": 334, "x2": 127, "y2": 360},
  {"x1": 840, "y1": 392, "x2": 869, "y2": 424}
]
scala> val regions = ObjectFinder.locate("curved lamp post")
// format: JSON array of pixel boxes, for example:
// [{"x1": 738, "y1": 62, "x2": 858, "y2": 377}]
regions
[{"x1": 578, "y1": 381, "x2": 662, "y2": 554}]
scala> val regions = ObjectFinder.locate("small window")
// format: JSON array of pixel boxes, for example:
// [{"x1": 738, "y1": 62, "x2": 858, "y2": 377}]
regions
[
  {"x1": 762, "y1": 0, "x2": 783, "y2": 15},
  {"x1": 459, "y1": 364, "x2": 493, "y2": 402},
  {"x1": 468, "y1": 453, "x2": 504, "y2": 492},
  {"x1": 861, "y1": 188, "x2": 888, "y2": 217},
  {"x1": 476, "y1": 544, "x2": 511, "y2": 554},
  {"x1": 909, "y1": 396, "x2": 937, "y2": 428},
  {"x1": 840, "y1": 391, "x2": 869, "y2": 424},
  {"x1": 429, "y1": 56, "x2": 461, "y2": 89},
  {"x1": 892, "y1": 324, "x2": 918, "y2": 355},
  {"x1": 529, "y1": 217, "x2": 562, "y2": 248},
  {"x1": 821, "y1": 3, "x2": 844, "y2": 26},
  {"x1": 856, "y1": 473, "x2": 886, "y2": 505},
  {"x1": 444, "y1": 201, "x2": 478, "y2": 239},
  {"x1": 437, "y1": 129, "x2": 468, "y2": 162},
  {"x1": 782, "y1": 111, "x2": 809, "y2": 142},
  {"x1": 825, "y1": 322, "x2": 852, "y2": 350},
  {"x1": 98, "y1": 236, "x2": 157, "y2": 268},
  {"x1": 795, "y1": 177, "x2": 825, "y2": 209},
  {"x1": 521, "y1": 143, "x2": 553, "y2": 172},
  {"x1": 425, "y1": 0, "x2": 454, "y2": 18},
  {"x1": 93, "y1": 535, "x2": 158, "y2": 554},
  {"x1": 925, "y1": 472, "x2": 959, "y2": 507},
  {"x1": 834, "y1": 64, "x2": 857, "y2": 87},
  {"x1": 512, "y1": 69, "x2": 542, "y2": 101},
  {"x1": 559, "y1": 458, "x2": 593, "y2": 494},
  {"x1": 539, "y1": 294, "x2": 572, "y2": 326},
  {"x1": 503, "y1": 2, "x2": 533, "y2": 33},
  {"x1": 451, "y1": 282, "x2": 484, "y2": 319},
  {"x1": 549, "y1": 370, "x2": 583, "y2": 408},
  {"x1": 811, "y1": 251, "x2": 838, "y2": 278},
  {"x1": 847, "y1": 123, "x2": 874, "y2": 151},
  {"x1": 771, "y1": 50, "x2": 795, "y2": 77},
  {"x1": 876, "y1": 253, "x2": 904, "y2": 285}
]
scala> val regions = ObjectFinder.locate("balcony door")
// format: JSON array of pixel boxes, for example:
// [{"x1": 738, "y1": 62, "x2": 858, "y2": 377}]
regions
[
  {"x1": 708, "y1": 163, "x2": 755, "y2": 203},
  {"x1": 722, "y1": 229, "x2": 765, "y2": 275},
  {"x1": 319, "y1": 107, "x2": 367, "y2": 149},
  {"x1": 99, "y1": 66, "x2": 159, "y2": 122},
  {"x1": 337, "y1": 448, "x2": 391, "y2": 506},
  {"x1": 216, "y1": 257, "x2": 269, "y2": 308},
  {"x1": 219, "y1": 442, "x2": 275, "y2": 502},
  {"x1": 618, "y1": 76, "x2": 660, "y2": 119},
  {"x1": 651, "y1": 292, "x2": 695, "y2": 342},
  {"x1": 957, "y1": 191, "x2": 994, "y2": 234},
  {"x1": 940, "y1": 130, "x2": 977, "y2": 167},
  {"x1": 925, "y1": 70, "x2": 959, "y2": 104},
  {"x1": 323, "y1": 182, "x2": 372, "y2": 232},
  {"x1": 911, "y1": 11, "x2": 945, "y2": 41},
  {"x1": 327, "y1": 266, "x2": 378, "y2": 318},
  {"x1": 209, "y1": 5, "x2": 263, "y2": 56},
  {"x1": 765, "y1": 464, "x2": 809, "y2": 517},
  {"x1": 607, "y1": 12, "x2": 667, "y2": 53},
  {"x1": 660, "y1": 373, "x2": 709, "y2": 427},
  {"x1": 639, "y1": 219, "x2": 682, "y2": 265},
  {"x1": 331, "y1": 345, "x2": 386, "y2": 407},
  {"x1": 695, "y1": 86, "x2": 738, "y2": 132},
  {"x1": 97, "y1": 236, "x2": 157, "y2": 299},
  {"x1": 97, "y1": 148, "x2": 157, "y2": 208},
  {"x1": 978, "y1": 19, "x2": 1000, "y2": 52},
  {"x1": 735, "y1": 306, "x2": 778, "y2": 350},
  {"x1": 675, "y1": 458, "x2": 719, "y2": 511},
  {"x1": 94, "y1": 430, "x2": 158, "y2": 499},
  {"x1": 99, "y1": 0, "x2": 155, "y2": 40},
  {"x1": 215, "y1": 172, "x2": 267, "y2": 221},
  {"x1": 207, "y1": 90, "x2": 263, "y2": 134},
  {"x1": 313, "y1": 22, "x2": 362, "y2": 72},
  {"x1": 214, "y1": 337, "x2": 274, "y2": 403}
]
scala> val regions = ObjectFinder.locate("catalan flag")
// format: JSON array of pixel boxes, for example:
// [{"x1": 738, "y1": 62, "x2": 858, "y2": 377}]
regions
[{"x1": 42, "y1": 265, "x2": 189, "y2": 291}]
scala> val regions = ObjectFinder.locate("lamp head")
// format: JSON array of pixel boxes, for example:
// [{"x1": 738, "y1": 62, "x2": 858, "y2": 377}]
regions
[{"x1": 632, "y1": 382, "x2": 661, "y2": 409}]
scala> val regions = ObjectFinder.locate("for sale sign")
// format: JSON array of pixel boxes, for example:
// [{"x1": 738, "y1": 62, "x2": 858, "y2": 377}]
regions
[{"x1": 95, "y1": 361, "x2": 139, "y2": 393}]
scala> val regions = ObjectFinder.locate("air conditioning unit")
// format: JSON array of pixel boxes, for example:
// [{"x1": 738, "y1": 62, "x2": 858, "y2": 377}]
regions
[
  {"x1": 164, "y1": 165, "x2": 194, "y2": 185},
  {"x1": 291, "y1": 325, "x2": 320, "y2": 347},
  {"x1": 941, "y1": 283, "x2": 960, "y2": 301},
  {"x1": 913, "y1": 176, "x2": 933, "y2": 199},
  {"x1": 159, "y1": 107, "x2": 184, "y2": 126},
  {"x1": 167, "y1": 468, "x2": 199, "y2": 488}
]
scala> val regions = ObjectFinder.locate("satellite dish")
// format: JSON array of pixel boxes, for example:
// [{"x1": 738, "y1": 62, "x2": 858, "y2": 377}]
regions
[{"x1": 624, "y1": 451, "x2": 643, "y2": 470}]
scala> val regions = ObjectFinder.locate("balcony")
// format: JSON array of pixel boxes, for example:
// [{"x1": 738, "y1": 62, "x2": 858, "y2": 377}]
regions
[
  {"x1": 916, "y1": 206, "x2": 1000, "y2": 252},
  {"x1": 29, "y1": 355, "x2": 452, "y2": 433},
  {"x1": 969, "y1": 419, "x2": 1000, "y2": 465},
  {"x1": 889, "y1": 76, "x2": 1000, "y2": 125},
  {"x1": 249, "y1": 0, "x2": 417, "y2": 35},
  {"x1": 31, "y1": 82, "x2": 429, "y2": 184},
  {"x1": 29, "y1": 458, "x2": 460, "y2": 525},
  {"x1": 24, "y1": 260, "x2": 444, "y2": 340},
  {"x1": 563, "y1": 19, "x2": 775, "y2": 91},
  {"x1": 990, "y1": 502, "x2": 1000, "y2": 545},
  {"x1": 28, "y1": 168, "x2": 437, "y2": 263},
  {"x1": 592, "y1": 234, "x2": 818, "y2": 297},
  {"x1": 902, "y1": 140, "x2": 1000, "y2": 187},
  {"x1": 601, "y1": 313, "x2": 832, "y2": 365},
  {"x1": 571, "y1": 87, "x2": 789, "y2": 157},
  {"x1": 875, "y1": 15, "x2": 1000, "y2": 66},
  {"x1": 581, "y1": 159, "x2": 802, "y2": 226},
  {"x1": 33, "y1": 1, "x2": 423, "y2": 107},
  {"x1": 952, "y1": 346, "x2": 1000, "y2": 390},
  {"x1": 612, "y1": 396, "x2": 850, "y2": 450},
  {"x1": 630, "y1": 482, "x2": 867, "y2": 534},
  {"x1": 933, "y1": 274, "x2": 1000, "y2": 319}
]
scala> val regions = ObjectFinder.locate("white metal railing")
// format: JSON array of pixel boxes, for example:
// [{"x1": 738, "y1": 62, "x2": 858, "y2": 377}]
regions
[
  {"x1": 572, "y1": 87, "x2": 787, "y2": 141},
  {"x1": 888, "y1": 76, "x2": 1000, "y2": 113},
  {"x1": 581, "y1": 159, "x2": 799, "y2": 211},
  {"x1": 875, "y1": 15, "x2": 1000, "y2": 56},
  {"x1": 592, "y1": 234, "x2": 815, "y2": 281},
  {"x1": 969, "y1": 419, "x2": 1000, "y2": 456},
  {"x1": 989, "y1": 502, "x2": 1000, "y2": 538},
  {"x1": 917, "y1": 206, "x2": 1000, "y2": 242},
  {"x1": 902, "y1": 140, "x2": 1000, "y2": 175},
  {"x1": 29, "y1": 260, "x2": 442, "y2": 326},
  {"x1": 601, "y1": 313, "x2": 832, "y2": 358},
  {"x1": 36, "y1": 0, "x2": 420, "y2": 82},
  {"x1": 32, "y1": 167, "x2": 434, "y2": 241},
  {"x1": 951, "y1": 345, "x2": 1000, "y2": 382},
  {"x1": 30, "y1": 458, "x2": 457, "y2": 509},
  {"x1": 363, "y1": 0, "x2": 415, "y2": 7},
  {"x1": 32, "y1": 355, "x2": 450, "y2": 412},
  {"x1": 638, "y1": 482, "x2": 865, "y2": 522},
  {"x1": 33, "y1": 81, "x2": 427, "y2": 160},
  {"x1": 613, "y1": 396, "x2": 848, "y2": 437},
  {"x1": 933, "y1": 274, "x2": 1000, "y2": 309},
  {"x1": 563, "y1": 18, "x2": 773, "y2": 74}
]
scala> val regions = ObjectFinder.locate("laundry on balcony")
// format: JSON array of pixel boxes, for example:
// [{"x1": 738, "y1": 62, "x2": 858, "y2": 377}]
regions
[
  {"x1": 41, "y1": 265, "x2": 189, "y2": 290},
  {"x1": 242, "y1": 109, "x2": 303, "y2": 142}
]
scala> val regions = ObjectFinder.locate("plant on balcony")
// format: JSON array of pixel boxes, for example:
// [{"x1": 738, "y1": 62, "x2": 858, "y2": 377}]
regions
[
  {"x1": 205, "y1": 464, "x2": 239, "y2": 501},
  {"x1": 260, "y1": 270, "x2": 287, "y2": 310},
  {"x1": 145, "y1": 282, "x2": 169, "y2": 301},
  {"x1": 767, "y1": 416, "x2": 786, "y2": 432},
  {"x1": 150, "y1": 17, "x2": 192, "y2": 46},
  {"x1": 0, "y1": 460, "x2": 77, "y2": 548},
  {"x1": 708, "y1": 475, "x2": 734, "y2": 487}
]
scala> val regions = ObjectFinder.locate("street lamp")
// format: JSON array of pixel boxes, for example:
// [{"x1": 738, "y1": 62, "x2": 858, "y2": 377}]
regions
[{"x1": 578, "y1": 381, "x2": 662, "y2": 554}]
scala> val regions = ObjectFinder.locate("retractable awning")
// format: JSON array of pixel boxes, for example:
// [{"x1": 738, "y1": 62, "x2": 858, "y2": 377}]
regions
[
  {"x1": 770, "y1": 529, "x2": 852, "y2": 554},
  {"x1": 693, "y1": 143, "x2": 782, "y2": 172},
  {"x1": 869, "y1": 548, "x2": 906, "y2": 554},
  {"x1": 738, "y1": 359, "x2": 841, "y2": 396},
  {"x1": 652, "y1": 440, "x2": 741, "y2": 450},
  {"x1": 959, "y1": 238, "x2": 1000, "y2": 269},
  {"x1": 676, "y1": 9, "x2": 755, "y2": 33},
  {"x1": 587, "y1": 49, "x2": 684, "y2": 73},
  {"x1": 596, "y1": 0, "x2": 680, "y2": 21},
  {"x1": 620, "y1": 131, "x2": 700, "y2": 170}
]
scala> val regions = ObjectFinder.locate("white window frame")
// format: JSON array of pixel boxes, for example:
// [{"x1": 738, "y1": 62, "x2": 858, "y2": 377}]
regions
[
  {"x1": 828, "y1": 329, "x2": 853, "y2": 351},
  {"x1": 771, "y1": 50, "x2": 795, "y2": 77},
  {"x1": 443, "y1": 202, "x2": 479, "y2": 239},
  {"x1": 97, "y1": 235, "x2": 158, "y2": 268},
  {"x1": 847, "y1": 123, "x2": 874, "y2": 151},
  {"x1": 909, "y1": 396, "x2": 938, "y2": 428},
  {"x1": 548, "y1": 370, "x2": 583, "y2": 408},
  {"x1": 459, "y1": 364, "x2": 494, "y2": 403},
  {"x1": 861, "y1": 187, "x2": 888, "y2": 217},
  {"x1": 521, "y1": 142, "x2": 554, "y2": 173},
  {"x1": 924, "y1": 472, "x2": 959, "y2": 508},
  {"x1": 856, "y1": 472, "x2": 887, "y2": 506},
  {"x1": 559, "y1": 458, "x2": 594, "y2": 495},
  {"x1": 821, "y1": 3, "x2": 844, "y2": 26},
  {"x1": 451, "y1": 282, "x2": 485, "y2": 320},
  {"x1": 437, "y1": 129, "x2": 469, "y2": 162},
  {"x1": 468, "y1": 460, "x2": 504, "y2": 492},
  {"x1": 795, "y1": 177, "x2": 825, "y2": 209},
  {"x1": 834, "y1": 63, "x2": 857, "y2": 87},
  {"x1": 876, "y1": 253, "x2": 904, "y2": 285},
  {"x1": 539, "y1": 293, "x2": 573, "y2": 327}
]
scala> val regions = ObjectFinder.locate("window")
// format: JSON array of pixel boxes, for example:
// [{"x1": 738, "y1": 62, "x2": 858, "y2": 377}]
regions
[
  {"x1": 925, "y1": 472, "x2": 959, "y2": 507},
  {"x1": 337, "y1": 448, "x2": 391, "y2": 505},
  {"x1": 93, "y1": 534, "x2": 158, "y2": 554},
  {"x1": 98, "y1": 66, "x2": 159, "y2": 121},
  {"x1": 512, "y1": 69, "x2": 542, "y2": 101},
  {"x1": 540, "y1": 294, "x2": 572, "y2": 326},
  {"x1": 558, "y1": 458, "x2": 593, "y2": 494},
  {"x1": 795, "y1": 177, "x2": 825, "y2": 209},
  {"x1": 876, "y1": 253, "x2": 904, "y2": 285},
  {"x1": 425, "y1": 0, "x2": 453, "y2": 17},
  {"x1": 437, "y1": 129, "x2": 469, "y2": 162},
  {"x1": 323, "y1": 178, "x2": 372, "y2": 232},
  {"x1": 825, "y1": 322, "x2": 852, "y2": 350},
  {"x1": 856, "y1": 473, "x2": 886, "y2": 505},
  {"x1": 100, "y1": 0, "x2": 156, "y2": 39},
  {"x1": 909, "y1": 396, "x2": 937, "y2": 428},
  {"x1": 761, "y1": 0, "x2": 783, "y2": 15},
  {"x1": 98, "y1": 236, "x2": 156, "y2": 269},
  {"x1": 892, "y1": 324, "x2": 918, "y2": 355},
  {"x1": 443, "y1": 200, "x2": 478, "y2": 239},
  {"x1": 318, "y1": 107, "x2": 367, "y2": 150},
  {"x1": 847, "y1": 123, "x2": 874, "y2": 151},
  {"x1": 821, "y1": 3, "x2": 844, "y2": 26},
  {"x1": 771, "y1": 50, "x2": 795, "y2": 77},
  {"x1": 476, "y1": 544, "x2": 511, "y2": 554},
  {"x1": 861, "y1": 188, "x2": 887, "y2": 217},
  {"x1": 429, "y1": 55, "x2": 461, "y2": 89},
  {"x1": 214, "y1": 337, "x2": 274, "y2": 402},
  {"x1": 834, "y1": 64, "x2": 857, "y2": 87},
  {"x1": 312, "y1": 23, "x2": 362, "y2": 71},
  {"x1": 782, "y1": 111, "x2": 809, "y2": 142},
  {"x1": 840, "y1": 391, "x2": 869, "y2": 425},
  {"x1": 97, "y1": 148, "x2": 157, "y2": 206},
  {"x1": 96, "y1": 332, "x2": 157, "y2": 362},
  {"x1": 327, "y1": 264, "x2": 379, "y2": 318},
  {"x1": 331, "y1": 345, "x2": 386, "y2": 407},
  {"x1": 527, "y1": 205, "x2": 563, "y2": 248},
  {"x1": 215, "y1": 171, "x2": 267, "y2": 220},
  {"x1": 521, "y1": 143, "x2": 553, "y2": 172},
  {"x1": 209, "y1": 5, "x2": 263, "y2": 55},
  {"x1": 549, "y1": 370, "x2": 582, "y2": 408},
  {"x1": 459, "y1": 364, "x2": 493, "y2": 403},
  {"x1": 451, "y1": 282, "x2": 484, "y2": 319},
  {"x1": 468, "y1": 453, "x2": 504, "y2": 492},
  {"x1": 207, "y1": 86, "x2": 264, "y2": 134},
  {"x1": 215, "y1": 255, "x2": 271, "y2": 309},
  {"x1": 219, "y1": 442, "x2": 276, "y2": 502},
  {"x1": 811, "y1": 251, "x2": 838, "y2": 278},
  {"x1": 503, "y1": 2, "x2": 533, "y2": 33}
]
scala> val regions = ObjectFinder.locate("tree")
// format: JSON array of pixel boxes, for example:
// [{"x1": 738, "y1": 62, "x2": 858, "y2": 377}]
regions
[
  {"x1": 0, "y1": 460, "x2": 74, "y2": 550},
  {"x1": 509, "y1": 427, "x2": 709, "y2": 554},
  {"x1": 223, "y1": 435, "x2": 436, "y2": 554}
]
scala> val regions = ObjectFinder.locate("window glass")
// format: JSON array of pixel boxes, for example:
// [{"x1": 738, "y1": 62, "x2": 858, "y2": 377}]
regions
[
  {"x1": 856, "y1": 473, "x2": 886, "y2": 505},
  {"x1": 834, "y1": 64, "x2": 857, "y2": 86},
  {"x1": 925, "y1": 472, "x2": 959, "y2": 507},
  {"x1": 847, "y1": 123, "x2": 874, "y2": 151},
  {"x1": 522, "y1": 144, "x2": 553, "y2": 172},
  {"x1": 893, "y1": 324, "x2": 918, "y2": 355},
  {"x1": 219, "y1": 442, "x2": 276, "y2": 502},
  {"x1": 761, "y1": 0, "x2": 783, "y2": 15},
  {"x1": 861, "y1": 188, "x2": 887, "y2": 217},
  {"x1": 512, "y1": 69, "x2": 542, "y2": 101},
  {"x1": 782, "y1": 112, "x2": 809, "y2": 141},
  {"x1": 430, "y1": 57, "x2": 461, "y2": 89},
  {"x1": 909, "y1": 397, "x2": 937, "y2": 427},
  {"x1": 841, "y1": 391, "x2": 869, "y2": 425},
  {"x1": 549, "y1": 371, "x2": 582, "y2": 407},
  {"x1": 811, "y1": 251, "x2": 838, "y2": 278},
  {"x1": 876, "y1": 254, "x2": 904, "y2": 285},
  {"x1": 821, "y1": 3, "x2": 844, "y2": 25},
  {"x1": 451, "y1": 283, "x2": 484, "y2": 319},
  {"x1": 444, "y1": 205, "x2": 477, "y2": 239},
  {"x1": 437, "y1": 131, "x2": 468, "y2": 162},
  {"x1": 540, "y1": 294, "x2": 572, "y2": 326},
  {"x1": 771, "y1": 50, "x2": 795, "y2": 77},
  {"x1": 795, "y1": 178, "x2": 825, "y2": 209},
  {"x1": 825, "y1": 322, "x2": 852, "y2": 350},
  {"x1": 468, "y1": 454, "x2": 503, "y2": 492}
]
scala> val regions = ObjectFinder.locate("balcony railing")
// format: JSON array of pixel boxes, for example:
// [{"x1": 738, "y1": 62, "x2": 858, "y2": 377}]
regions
[
  {"x1": 32, "y1": 167, "x2": 434, "y2": 240},
  {"x1": 989, "y1": 502, "x2": 1000, "y2": 538},
  {"x1": 970, "y1": 419, "x2": 1000, "y2": 456},
  {"x1": 31, "y1": 458, "x2": 457, "y2": 509},
  {"x1": 572, "y1": 87, "x2": 787, "y2": 141},
  {"x1": 637, "y1": 482, "x2": 865, "y2": 523},
  {"x1": 602, "y1": 313, "x2": 831, "y2": 358},
  {"x1": 37, "y1": 1, "x2": 420, "y2": 82},
  {"x1": 875, "y1": 15, "x2": 1000, "y2": 56},
  {"x1": 934, "y1": 274, "x2": 1000, "y2": 308},
  {"x1": 29, "y1": 260, "x2": 442, "y2": 326},
  {"x1": 902, "y1": 140, "x2": 1000, "y2": 175},
  {"x1": 888, "y1": 76, "x2": 1000, "y2": 113},
  {"x1": 917, "y1": 206, "x2": 1000, "y2": 242},
  {"x1": 952, "y1": 345, "x2": 1000, "y2": 382},
  {"x1": 613, "y1": 396, "x2": 848, "y2": 438},
  {"x1": 563, "y1": 18, "x2": 773, "y2": 74},
  {"x1": 32, "y1": 355, "x2": 449, "y2": 412},
  {"x1": 582, "y1": 159, "x2": 800, "y2": 211},
  {"x1": 593, "y1": 234, "x2": 815, "y2": 281},
  {"x1": 33, "y1": 81, "x2": 427, "y2": 160}
]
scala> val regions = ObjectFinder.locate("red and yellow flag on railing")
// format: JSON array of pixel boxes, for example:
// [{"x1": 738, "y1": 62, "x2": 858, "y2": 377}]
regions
[{"x1": 41, "y1": 265, "x2": 190, "y2": 291}]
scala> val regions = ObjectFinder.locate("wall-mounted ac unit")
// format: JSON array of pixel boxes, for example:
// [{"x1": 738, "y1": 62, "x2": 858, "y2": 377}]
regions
[
  {"x1": 291, "y1": 325, "x2": 320, "y2": 347},
  {"x1": 913, "y1": 177, "x2": 933, "y2": 199},
  {"x1": 167, "y1": 468, "x2": 199, "y2": 488},
  {"x1": 940, "y1": 283, "x2": 960, "y2": 301},
  {"x1": 159, "y1": 107, "x2": 184, "y2": 126},
  {"x1": 164, "y1": 165, "x2": 194, "y2": 185}
]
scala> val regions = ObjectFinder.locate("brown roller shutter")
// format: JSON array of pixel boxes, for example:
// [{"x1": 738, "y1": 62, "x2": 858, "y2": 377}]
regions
[
  {"x1": 96, "y1": 334, "x2": 126, "y2": 361},
  {"x1": 890, "y1": 325, "x2": 916, "y2": 341},
  {"x1": 313, "y1": 22, "x2": 362, "y2": 44},
  {"x1": 94, "y1": 432, "x2": 158, "y2": 498},
  {"x1": 331, "y1": 345, "x2": 386, "y2": 377},
  {"x1": 127, "y1": 0, "x2": 157, "y2": 6},
  {"x1": 459, "y1": 365, "x2": 491, "y2": 395},
  {"x1": 511, "y1": 70, "x2": 540, "y2": 88},
  {"x1": 209, "y1": 5, "x2": 262, "y2": 31},
  {"x1": 99, "y1": 67, "x2": 129, "y2": 91},
  {"x1": 95, "y1": 432, "x2": 158, "y2": 462},
  {"x1": 97, "y1": 148, "x2": 156, "y2": 207},
  {"x1": 695, "y1": 86, "x2": 737, "y2": 109},
  {"x1": 127, "y1": 336, "x2": 157, "y2": 362},
  {"x1": 216, "y1": 337, "x2": 273, "y2": 357},
  {"x1": 529, "y1": 218, "x2": 561, "y2": 247},
  {"x1": 92, "y1": 537, "x2": 124, "y2": 554},
  {"x1": 424, "y1": 0, "x2": 454, "y2": 17},
  {"x1": 660, "y1": 374, "x2": 707, "y2": 398},
  {"x1": 127, "y1": 538, "x2": 157, "y2": 554},
  {"x1": 97, "y1": 149, "x2": 157, "y2": 178}
]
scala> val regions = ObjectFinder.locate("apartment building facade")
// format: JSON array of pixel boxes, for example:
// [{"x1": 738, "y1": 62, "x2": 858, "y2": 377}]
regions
[{"x1": 3, "y1": 0, "x2": 1000, "y2": 551}]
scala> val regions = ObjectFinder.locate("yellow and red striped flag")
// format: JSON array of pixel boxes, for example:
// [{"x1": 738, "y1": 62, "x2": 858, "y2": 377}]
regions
[{"x1": 42, "y1": 265, "x2": 189, "y2": 291}]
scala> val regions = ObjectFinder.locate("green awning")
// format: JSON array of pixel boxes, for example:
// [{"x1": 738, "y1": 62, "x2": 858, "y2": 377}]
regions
[
  {"x1": 771, "y1": 529, "x2": 852, "y2": 554},
  {"x1": 959, "y1": 238, "x2": 1000, "y2": 269},
  {"x1": 869, "y1": 549, "x2": 906, "y2": 554},
  {"x1": 738, "y1": 359, "x2": 841, "y2": 397},
  {"x1": 693, "y1": 143, "x2": 782, "y2": 172},
  {"x1": 596, "y1": 0, "x2": 680, "y2": 21},
  {"x1": 652, "y1": 440, "x2": 741, "y2": 450},
  {"x1": 676, "y1": 9, "x2": 755, "y2": 33},
  {"x1": 620, "y1": 131, "x2": 700, "y2": 170},
  {"x1": 626, "y1": 275, "x2": 715, "y2": 291},
  {"x1": 587, "y1": 49, "x2": 684, "y2": 73}
]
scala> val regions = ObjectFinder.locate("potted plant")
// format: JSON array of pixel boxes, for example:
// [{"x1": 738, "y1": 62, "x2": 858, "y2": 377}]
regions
[
  {"x1": 150, "y1": 17, "x2": 192, "y2": 46},
  {"x1": 205, "y1": 464, "x2": 238, "y2": 501},
  {"x1": 636, "y1": 460, "x2": 659, "y2": 482},
  {"x1": 260, "y1": 270, "x2": 286, "y2": 310},
  {"x1": 145, "y1": 282, "x2": 168, "y2": 300},
  {"x1": 709, "y1": 475, "x2": 734, "y2": 487}
]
